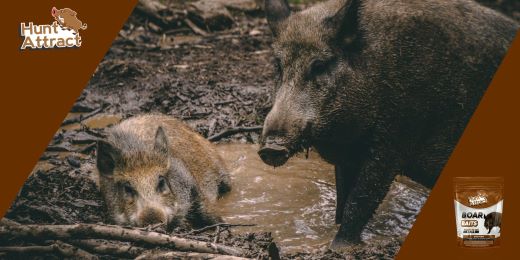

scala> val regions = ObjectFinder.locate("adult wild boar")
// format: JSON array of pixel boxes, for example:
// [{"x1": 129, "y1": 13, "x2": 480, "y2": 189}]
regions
[{"x1": 258, "y1": 0, "x2": 518, "y2": 248}]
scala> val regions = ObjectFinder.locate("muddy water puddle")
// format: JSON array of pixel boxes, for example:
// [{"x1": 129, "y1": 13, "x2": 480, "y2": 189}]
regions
[
  {"x1": 61, "y1": 113, "x2": 122, "y2": 131},
  {"x1": 56, "y1": 113, "x2": 430, "y2": 252},
  {"x1": 215, "y1": 144, "x2": 430, "y2": 252}
]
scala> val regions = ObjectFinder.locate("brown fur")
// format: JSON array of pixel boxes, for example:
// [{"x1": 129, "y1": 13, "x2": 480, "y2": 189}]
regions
[
  {"x1": 260, "y1": 0, "x2": 517, "y2": 248},
  {"x1": 113, "y1": 115, "x2": 228, "y2": 202},
  {"x1": 96, "y1": 115, "x2": 230, "y2": 228}
]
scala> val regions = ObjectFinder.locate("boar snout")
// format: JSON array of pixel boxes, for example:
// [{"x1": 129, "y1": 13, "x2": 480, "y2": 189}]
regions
[
  {"x1": 258, "y1": 137, "x2": 290, "y2": 167},
  {"x1": 259, "y1": 108, "x2": 312, "y2": 167},
  {"x1": 138, "y1": 207, "x2": 166, "y2": 227}
]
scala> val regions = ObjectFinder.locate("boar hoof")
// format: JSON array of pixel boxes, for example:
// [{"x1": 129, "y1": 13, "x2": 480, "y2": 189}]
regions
[
  {"x1": 330, "y1": 235, "x2": 361, "y2": 251},
  {"x1": 258, "y1": 144, "x2": 289, "y2": 167}
]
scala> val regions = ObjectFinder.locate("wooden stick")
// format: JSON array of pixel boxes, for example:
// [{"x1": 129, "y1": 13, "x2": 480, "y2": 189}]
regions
[
  {"x1": 184, "y1": 18, "x2": 209, "y2": 36},
  {"x1": 69, "y1": 239, "x2": 145, "y2": 258},
  {"x1": 0, "y1": 241, "x2": 98, "y2": 259},
  {"x1": 135, "y1": 250, "x2": 251, "y2": 260},
  {"x1": 0, "y1": 220, "x2": 245, "y2": 256},
  {"x1": 208, "y1": 126, "x2": 263, "y2": 141},
  {"x1": 189, "y1": 223, "x2": 256, "y2": 235}
]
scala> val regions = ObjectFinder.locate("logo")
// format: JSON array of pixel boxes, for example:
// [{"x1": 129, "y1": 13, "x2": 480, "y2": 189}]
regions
[
  {"x1": 20, "y1": 7, "x2": 87, "y2": 50},
  {"x1": 468, "y1": 193, "x2": 488, "y2": 206}
]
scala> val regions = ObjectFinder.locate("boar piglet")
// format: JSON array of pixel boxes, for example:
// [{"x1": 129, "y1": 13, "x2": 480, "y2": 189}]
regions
[{"x1": 96, "y1": 115, "x2": 231, "y2": 229}]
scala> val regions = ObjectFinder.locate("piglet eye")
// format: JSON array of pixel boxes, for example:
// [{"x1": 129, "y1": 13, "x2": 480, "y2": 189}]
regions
[
  {"x1": 157, "y1": 176, "x2": 169, "y2": 193},
  {"x1": 122, "y1": 183, "x2": 136, "y2": 198}
]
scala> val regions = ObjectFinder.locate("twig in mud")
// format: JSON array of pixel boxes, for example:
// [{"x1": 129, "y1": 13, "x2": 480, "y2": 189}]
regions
[
  {"x1": 0, "y1": 241, "x2": 98, "y2": 259},
  {"x1": 213, "y1": 226, "x2": 221, "y2": 244},
  {"x1": 189, "y1": 223, "x2": 257, "y2": 235},
  {"x1": 0, "y1": 219, "x2": 245, "y2": 256},
  {"x1": 208, "y1": 126, "x2": 263, "y2": 142},
  {"x1": 135, "y1": 250, "x2": 251, "y2": 260},
  {"x1": 164, "y1": 27, "x2": 192, "y2": 35},
  {"x1": 184, "y1": 18, "x2": 209, "y2": 36},
  {"x1": 61, "y1": 104, "x2": 109, "y2": 126},
  {"x1": 181, "y1": 111, "x2": 212, "y2": 120},
  {"x1": 214, "y1": 99, "x2": 236, "y2": 106}
]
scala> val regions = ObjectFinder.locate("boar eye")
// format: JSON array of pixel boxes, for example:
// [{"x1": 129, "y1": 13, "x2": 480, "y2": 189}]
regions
[
  {"x1": 308, "y1": 59, "x2": 329, "y2": 77},
  {"x1": 157, "y1": 176, "x2": 169, "y2": 193}
]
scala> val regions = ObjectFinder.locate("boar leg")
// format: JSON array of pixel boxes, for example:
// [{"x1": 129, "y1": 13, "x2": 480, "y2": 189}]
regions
[
  {"x1": 186, "y1": 198, "x2": 222, "y2": 228},
  {"x1": 332, "y1": 156, "x2": 397, "y2": 248},
  {"x1": 335, "y1": 163, "x2": 361, "y2": 224},
  {"x1": 404, "y1": 127, "x2": 458, "y2": 189}
]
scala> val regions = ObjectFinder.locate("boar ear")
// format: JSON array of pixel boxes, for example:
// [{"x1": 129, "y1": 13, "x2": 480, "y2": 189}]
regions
[
  {"x1": 265, "y1": 0, "x2": 291, "y2": 36},
  {"x1": 325, "y1": 0, "x2": 360, "y2": 45},
  {"x1": 97, "y1": 140, "x2": 122, "y2": 175},
  {"x1": 154, "y1": 126, "x2": 170, "y2": 156}
]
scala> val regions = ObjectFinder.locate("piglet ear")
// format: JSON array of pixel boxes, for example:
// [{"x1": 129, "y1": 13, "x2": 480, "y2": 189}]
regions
[
  {"x1": 154, "y1": 126, "x2": 170, "y2": 156},
  {"x1": 51, "y1": 7, "x2": 58, "y2": 17},
  {"x1": 97, "y1": 140, "x2": 122, "y2": 175}
]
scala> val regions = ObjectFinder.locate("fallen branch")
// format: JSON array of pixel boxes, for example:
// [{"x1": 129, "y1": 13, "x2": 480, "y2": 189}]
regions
[
  {"x1": 69, "y1": 239, "x2": 145, "y2": 258},
  {"x1": 208, "y1": 126, "x2": 263, "y2": 142},
  {"x1": 0, "y1": 241, "x2": 98, "y2": 259},
  {"x1": 189, "y1": 223, "x2": 256, "y2": 235},
  {"x1": 0, "y1": 220, "x2": 245, "y2": 256},
  {"x1": 134, "y1": 0, "x2": 169, "y2": 27},
  {"x1": 136, "y1": 250, "x2": 251, "y2": 260},
  {"x1": 184, "y1": 18, "x2": 209, "y2": 36}
]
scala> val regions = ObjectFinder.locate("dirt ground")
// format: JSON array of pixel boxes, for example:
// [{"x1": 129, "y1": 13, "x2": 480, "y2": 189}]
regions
[{"x1": 3, "y1": 0, "x2": 518, "y2": 259}]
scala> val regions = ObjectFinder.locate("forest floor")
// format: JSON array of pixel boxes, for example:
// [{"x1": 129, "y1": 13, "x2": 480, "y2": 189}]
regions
[{"x1": 2, "y1": 0, "x2": 518, "y2": 259}]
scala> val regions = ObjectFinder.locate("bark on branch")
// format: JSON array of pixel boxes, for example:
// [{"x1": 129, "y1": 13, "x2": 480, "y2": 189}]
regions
[
  {"x1": 0, "y1": 220, "x2": 245, "y2": 256},
  {"x1": 0, "y1": 241, "x2": 98, "y2": 259},
  {"x1": 69, "y1": 239, "x2": 145, "y2": 258},
  {"x1": 136, "y1": 250, "x2": 251, "y2": 260},
  {"x1": 208, "y1": 126, "x2": 263, "y2": 141}
]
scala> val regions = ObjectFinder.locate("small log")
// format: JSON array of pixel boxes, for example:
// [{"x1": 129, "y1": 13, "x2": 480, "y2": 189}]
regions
[
  {"x1": 69, "y1": 239, "x2": 145, "y2": 258},
  {"x1": 0, "y1": 220, "x2": 245, "y2": 256},
  {"x1": 189, "y1": 223, "x2": 256, "y2": 235},
  {"x1": 0, "y1": 241, "x2": 98, "y2": 259},
  {"x1": 208, "y1": 126, "x2": 263, "y2": 142},
  {"x1": 187, "y1": 0, "x2": 234, "y2": 31},
  {"x1": 184, "y1": 18, "x2": 209, "y2": 36},
  {"x1": 135, "y1": 250, "x2": 251, "y2": 260}
]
